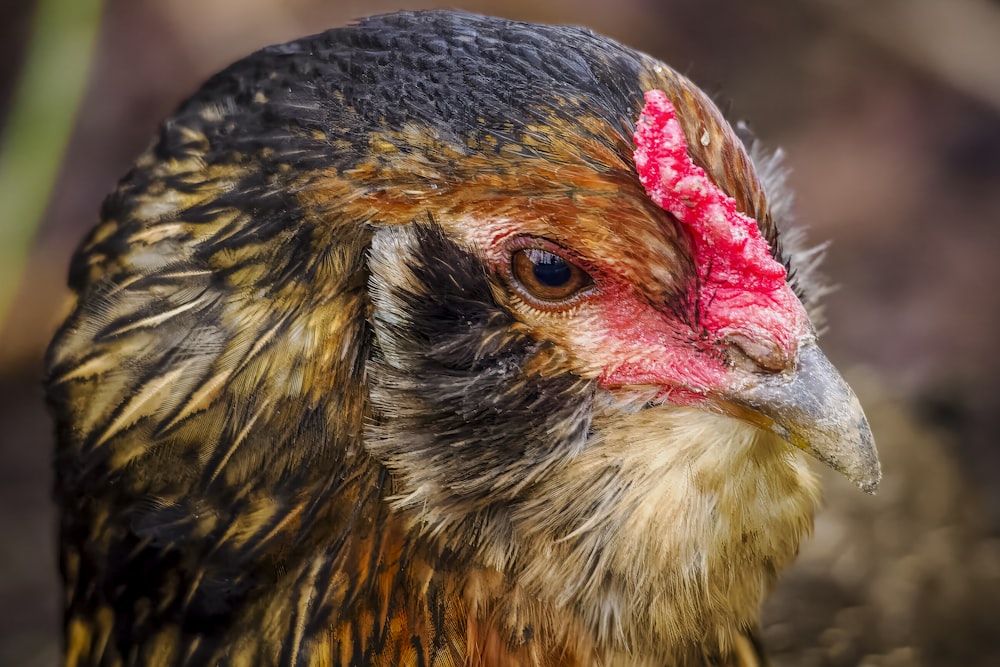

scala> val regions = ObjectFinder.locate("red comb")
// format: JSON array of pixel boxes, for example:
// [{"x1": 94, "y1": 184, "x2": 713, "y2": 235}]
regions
[
  {"x1": 632, "y1": 89, "x2": 807, "y2": 351},
  {"x1": 633, "y1": 89, "x2": 787, "y2": 294}
]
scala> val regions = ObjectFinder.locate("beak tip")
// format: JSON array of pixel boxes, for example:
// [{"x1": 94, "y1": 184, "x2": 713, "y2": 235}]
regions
[
  {"x1": 854, "y1": 456, "x2": 881, "y2": 496},
  {"x1": 837, "y1": 416, "x2": 881, "y2": 494},
  {"x1": 856, "y1": 468, "x2": 881, "y2": 495},
  {"x1": 818, "y1": 442, "x2": 881, "y2": 494}
]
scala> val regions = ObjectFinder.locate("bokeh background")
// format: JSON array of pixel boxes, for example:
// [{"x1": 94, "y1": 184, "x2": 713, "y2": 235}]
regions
[{"x1": 2, "y1": 0, "x2": 999, "y2": 665}]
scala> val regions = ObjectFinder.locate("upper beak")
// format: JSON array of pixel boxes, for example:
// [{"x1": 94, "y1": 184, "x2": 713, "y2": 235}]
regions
[{"x1": 719, "y1": 341, "x2": 881, "y2": 493}]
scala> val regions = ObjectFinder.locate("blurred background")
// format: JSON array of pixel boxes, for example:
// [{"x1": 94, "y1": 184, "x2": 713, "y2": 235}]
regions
[{"x1": 1, "y1": 0, "x2": 998, "y2": 665}]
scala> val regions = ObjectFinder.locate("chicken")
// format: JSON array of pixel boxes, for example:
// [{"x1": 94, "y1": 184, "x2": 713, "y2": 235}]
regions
[{"x1": 45, "y1": 10, "x2": 880, "y2": 667}]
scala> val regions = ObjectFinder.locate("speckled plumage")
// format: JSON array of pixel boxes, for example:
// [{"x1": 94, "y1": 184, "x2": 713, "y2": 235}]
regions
[{"x1": 46, "y1": 10, "x2": 875, "y2": 667}]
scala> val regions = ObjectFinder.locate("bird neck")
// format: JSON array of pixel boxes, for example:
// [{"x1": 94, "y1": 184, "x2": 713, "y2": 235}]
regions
[{"x1": 470, "y1": 403, "x2": 822, "y2": 664}]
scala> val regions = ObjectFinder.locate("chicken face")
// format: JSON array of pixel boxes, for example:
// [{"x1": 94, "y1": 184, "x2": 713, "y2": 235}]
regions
[
  {"x1": 46, "y1": 10, "x2": 880, "y2": 666},
  {"x1": 450, "y1": 89, "x2": 878, "y2": 491}
]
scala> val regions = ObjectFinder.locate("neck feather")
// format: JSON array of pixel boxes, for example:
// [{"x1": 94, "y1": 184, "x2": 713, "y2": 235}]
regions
[{"x1": 494, "y1": 404, "x2": 820, "y2": 663}]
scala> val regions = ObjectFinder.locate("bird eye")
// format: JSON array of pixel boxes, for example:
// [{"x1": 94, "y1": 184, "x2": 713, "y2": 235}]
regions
[{"x1": 510, "y1": 247, "x2": 593, "y2": 306}]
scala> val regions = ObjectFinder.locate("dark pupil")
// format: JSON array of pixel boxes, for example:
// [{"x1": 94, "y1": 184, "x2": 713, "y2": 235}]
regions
[{"x1": 529, "y1": 250, "x2": 571, "y2": 287}]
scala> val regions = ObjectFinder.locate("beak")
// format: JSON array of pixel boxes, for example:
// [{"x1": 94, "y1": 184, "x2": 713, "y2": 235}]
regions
[{"x1": 718, "y1": 342, "x2": 881, "y2": 493}]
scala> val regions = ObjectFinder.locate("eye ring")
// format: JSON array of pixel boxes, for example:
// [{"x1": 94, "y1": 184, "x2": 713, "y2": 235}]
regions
[{"x1": 506, "y1": 242, "x2": 595, "y2": 310}]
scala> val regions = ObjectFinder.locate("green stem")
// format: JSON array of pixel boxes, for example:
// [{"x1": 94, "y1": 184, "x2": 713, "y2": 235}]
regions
[{"x1": 0, "y1": 0, "x2": 104, "y2": 329}]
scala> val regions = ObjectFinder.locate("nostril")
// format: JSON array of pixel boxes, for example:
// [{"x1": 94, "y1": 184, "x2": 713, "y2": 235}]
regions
[{"x1": 724, "y1": 332, "x2": 791, "y2": 374}]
